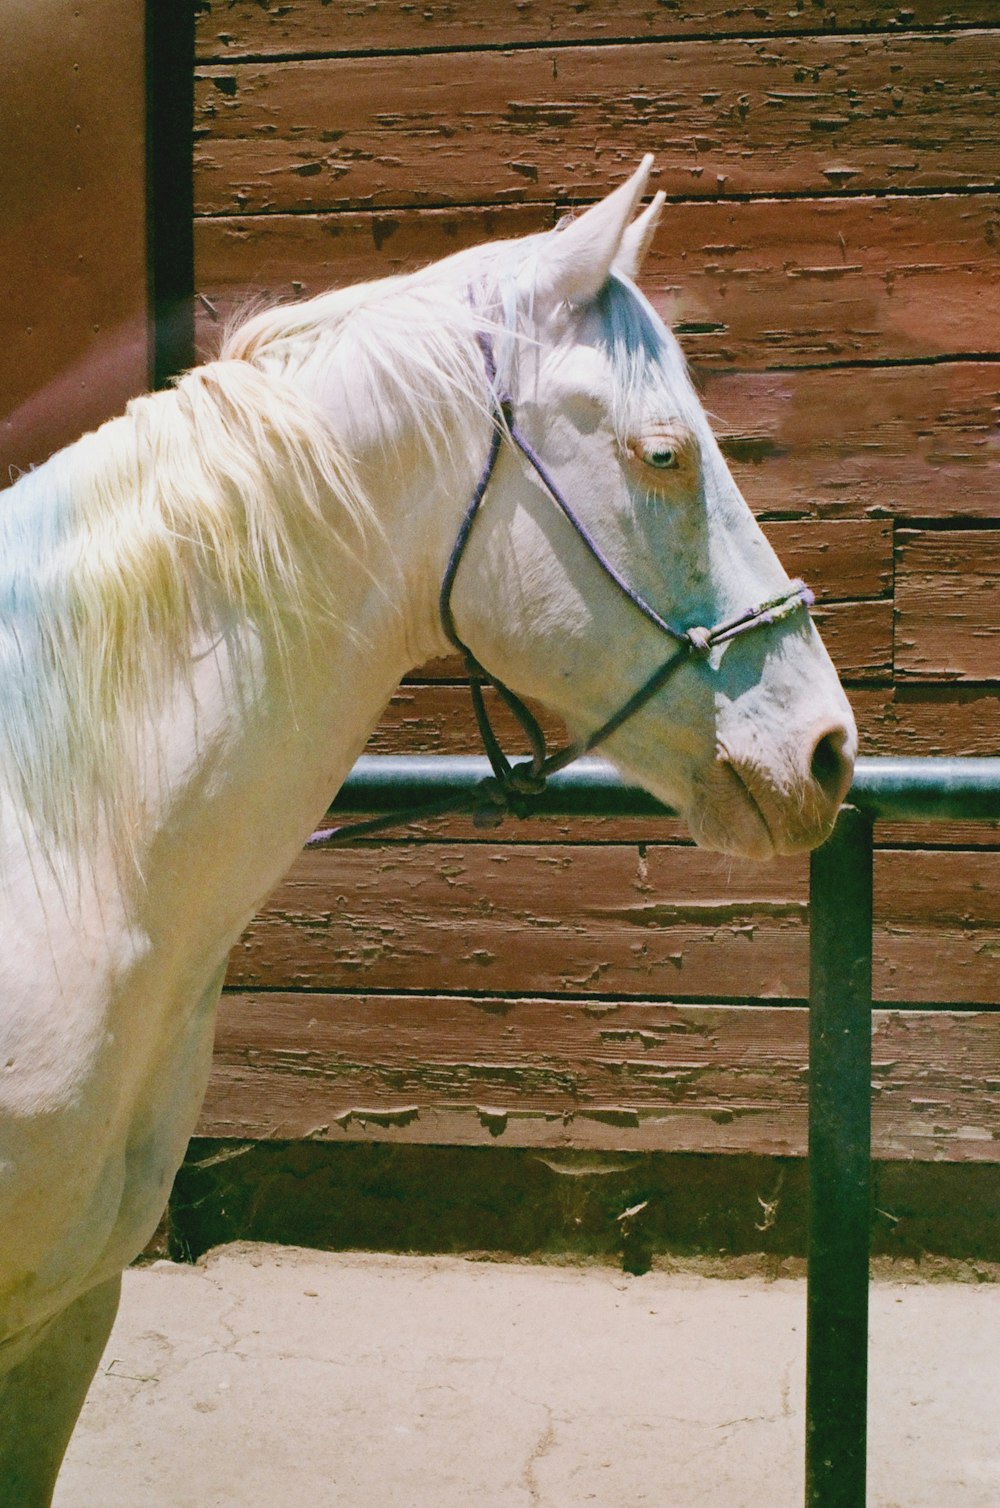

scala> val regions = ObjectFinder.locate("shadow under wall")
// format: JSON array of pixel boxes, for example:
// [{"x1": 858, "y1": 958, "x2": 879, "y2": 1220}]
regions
[{"x1": 161, "y1": 1141, "x2": 1000, "y2": 1275}]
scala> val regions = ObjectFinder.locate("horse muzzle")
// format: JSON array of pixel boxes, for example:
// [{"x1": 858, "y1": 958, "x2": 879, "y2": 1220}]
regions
[{"x1": 710, "y1": 715, "x2": 857, "y2": 859}]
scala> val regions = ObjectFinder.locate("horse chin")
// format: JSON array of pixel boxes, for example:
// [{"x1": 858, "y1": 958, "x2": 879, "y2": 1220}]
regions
[
  {"x1": 690, "y1": 757, "x2": 845, "y2": 860},
  {"x1": 606, "y1": 745, "x2": 778, "y2": 860},
  {"x1": 686, "y1": 762, "x2": 780, "y2": 862}
]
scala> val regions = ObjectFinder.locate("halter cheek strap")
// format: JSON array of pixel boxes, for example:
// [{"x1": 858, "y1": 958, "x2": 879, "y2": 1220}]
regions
[{"x1": 308, "y1": 331, "x2": 813, "y2": 847}]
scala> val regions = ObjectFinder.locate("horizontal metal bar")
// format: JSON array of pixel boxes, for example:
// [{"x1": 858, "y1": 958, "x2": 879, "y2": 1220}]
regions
[
  {"x1": 330, "y1": 755, "x2": 1000, "y2": 823},
  {"x1": 329, "y1": 755, "x2": 668, "y2": 818},
  {"x1": 845, "y1": 757, "x2": 1000, "y2": 822}
]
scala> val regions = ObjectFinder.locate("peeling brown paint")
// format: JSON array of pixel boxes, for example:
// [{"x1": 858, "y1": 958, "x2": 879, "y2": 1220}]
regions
[
  {"x1": 196, "y1": 1, "x2": 1000, "y2": 60},
  {"x1": 335, "y1": 1106, "x2": 421, "y2": 1130},
  {"x1": 896, "y1": 531, "x2": 1000, "y2": 683},
  {"x1": 201, "y1": 996, "x2": 1000, "y2": 1160},
  {"x1": 180, "y1": 4, "x2": 1000, "y2": 1172},
  {"x1": 477, "y1": 1107, "x2": 509, "y2": 1137},
  {"x1": 194, "y1": 35, "x2": 1000, "y2": 215}
]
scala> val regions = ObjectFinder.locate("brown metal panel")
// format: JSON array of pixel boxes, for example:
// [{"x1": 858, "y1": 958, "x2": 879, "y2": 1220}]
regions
[{"x1": 0, "y1": 0, "x2": 148, "y2": 481}]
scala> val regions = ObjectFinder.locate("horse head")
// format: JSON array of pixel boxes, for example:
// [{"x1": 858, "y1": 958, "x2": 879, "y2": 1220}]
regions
[
  {"x1": 225, "y1": 156, "x2": 855, "y2": 860},
  {"x1": 438, "y1": 157, "x2": 856, "y2": 858}
]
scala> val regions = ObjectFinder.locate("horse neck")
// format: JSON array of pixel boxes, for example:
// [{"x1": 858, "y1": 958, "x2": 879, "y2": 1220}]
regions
[
  {"x1": 294, "y1": 328, "x2": 490, "y2": 667},
  {"x1": 126, "y1": 377, "x2": 482, "y2": 971},
  {"x1": 126, "y1": 591, "x2": 392, "y2": 966}
]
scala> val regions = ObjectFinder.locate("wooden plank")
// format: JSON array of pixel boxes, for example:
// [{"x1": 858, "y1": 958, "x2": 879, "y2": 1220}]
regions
[
  {"x1": 193, "y1": 204, "x2": 553, "y2": 356},
  {"x1": 878, "y1": 847, "x2": 1000, "y2": 927},
  {"x1": 763, "y1": 522, "x2": 892, "y2": 601},
  {"x1": 200, "y1": 994, "x2": 1000, "y2": 1162},
  {"x1": 227, "y1": 842, "x2": 812, "y2": 1000},
  {"x1": 193, "y1": 34, "x2": 1000, "y2": 213},
  {"x1": 896, "y1": 529, "x2": 1000, "y2": 682},
  {"x1": 361, "y1": 679, "x2": 1000, "y2": 764},
  {"x1": 811, "y1": 601, "x2": 892, "y2": 682},
  {"x1": 657, "y1": 194, "x2": 1000, "y2": 368},
  {"x1": 195, "y1": 195, "x2": 1000, "y2": 368},
  {"x1": 874, "y1": 820, "x2": 1000, "y2": 851},
  {"x1": 709, "y1": 363, "x2": 1000, "y2": 521},
  {"x1": 852, "y1": 684, "x2": 1000, "y2": 758},
  {"x1": 225, "y1": 844, "x2": 1000, "y2": 1004},
  {"x1": 196, "y1": 1, "x2": 1000, "y2": 60}
]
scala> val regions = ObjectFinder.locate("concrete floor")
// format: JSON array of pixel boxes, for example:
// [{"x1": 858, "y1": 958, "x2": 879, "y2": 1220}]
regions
[{"x1": 54, "y1": 1243, "x2": 1000, "y2": 1508}]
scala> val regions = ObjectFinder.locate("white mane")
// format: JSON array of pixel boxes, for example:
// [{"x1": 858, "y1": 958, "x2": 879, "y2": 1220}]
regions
[
  {"x1": 221, "y1": 230, "x2": 689, "y2": 451},
  {"x1": 0, "y1": 361, "x2": 371, "y2": 872},
  {"x1": 0, "y1": 226, "x2": 685, "y2": 875}
]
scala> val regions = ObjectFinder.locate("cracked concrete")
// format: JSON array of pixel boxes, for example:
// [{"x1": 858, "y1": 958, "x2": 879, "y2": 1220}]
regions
[{"x1": 54, "y1": 1243, "x2": 1000, "y2": 1508}]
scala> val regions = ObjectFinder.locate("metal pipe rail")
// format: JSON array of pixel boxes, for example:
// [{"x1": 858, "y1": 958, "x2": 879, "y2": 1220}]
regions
[
  {"x1": 328, "y1": 754, "x2": 1000, "y2": 1508},
  {"x1": 332, "y1": 754, "x2": 1000, "y2": 823}
]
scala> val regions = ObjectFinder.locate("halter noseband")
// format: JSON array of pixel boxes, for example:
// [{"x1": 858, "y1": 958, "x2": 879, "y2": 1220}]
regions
[{"x1": 308, "y1": 330, "x2": 813, "y2": 847}]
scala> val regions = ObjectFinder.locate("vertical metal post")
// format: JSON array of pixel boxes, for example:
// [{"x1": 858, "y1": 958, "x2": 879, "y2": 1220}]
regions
[
  {"x1": 806, "y1": 805, "x2": 874, "y2": 1508},
  {"x1": 146, "y1": 0, "x2": 196, "y2": 389}
]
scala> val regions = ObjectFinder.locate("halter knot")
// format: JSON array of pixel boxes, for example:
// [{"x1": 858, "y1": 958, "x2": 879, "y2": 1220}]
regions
[
  {"x1": 506, "y1": 762, "x2": 547, "y2": 797},
  {"x1": 472, "y1": 770, "x2": 544, "y2": 827},
  {"x1": 684, "y1": 626, "x2": 714, "y2": 657}
]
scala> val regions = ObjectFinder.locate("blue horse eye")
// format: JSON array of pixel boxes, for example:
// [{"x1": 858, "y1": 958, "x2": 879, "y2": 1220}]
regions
[{"x1": 647, "y1": 447, "x2": 676, "y2": 469}]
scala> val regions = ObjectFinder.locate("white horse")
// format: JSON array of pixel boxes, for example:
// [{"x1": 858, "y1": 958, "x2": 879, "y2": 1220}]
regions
[{"x1": 0, "y1": 158, "x2": 854, "y2": 1503}]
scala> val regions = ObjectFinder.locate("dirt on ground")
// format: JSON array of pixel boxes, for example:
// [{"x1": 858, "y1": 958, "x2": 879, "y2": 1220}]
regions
[{"x1": 55, "y1": 1242, "x2": 1000, "y2": 1508}]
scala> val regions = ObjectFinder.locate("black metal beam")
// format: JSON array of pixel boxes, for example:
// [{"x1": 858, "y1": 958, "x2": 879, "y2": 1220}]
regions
[
  {"x1": 146, "y1": 0, "x2": 196, "y2": 389},
  {"x1": 805, "y1": 806, "x2": 874, "y2": 1508}
]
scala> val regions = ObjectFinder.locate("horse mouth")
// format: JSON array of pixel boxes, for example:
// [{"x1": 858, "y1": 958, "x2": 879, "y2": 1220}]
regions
[
  {"x1": 705, "y1": 753, "x2": 841, "y2": 859},
  {"x1": 689, "y1": 760, "x2": 778, "y2": 861}
]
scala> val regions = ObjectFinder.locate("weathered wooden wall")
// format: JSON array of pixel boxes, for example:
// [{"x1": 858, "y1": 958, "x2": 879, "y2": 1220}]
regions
[{"x1": 192, "y1": 2, "x2": 999, "y2": 1165}]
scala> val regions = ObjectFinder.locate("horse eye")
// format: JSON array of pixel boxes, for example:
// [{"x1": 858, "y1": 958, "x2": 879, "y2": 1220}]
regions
[{"x1": 645, "y1": 446, "x2": 676, "y2": 470}]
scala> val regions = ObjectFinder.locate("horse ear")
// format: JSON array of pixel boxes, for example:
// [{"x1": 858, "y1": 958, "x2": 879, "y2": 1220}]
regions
[
  {"x1": 535, "y1": 155, "x2": 655, "y2": 307},
  {"x1": 614, "y1": 191, "x2": 666, "y2": 281}
]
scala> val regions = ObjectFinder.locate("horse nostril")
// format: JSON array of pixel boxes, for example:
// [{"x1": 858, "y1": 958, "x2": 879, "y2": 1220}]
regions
[{"x1": 810, "y1": 726, "x2": 854, "y2": 808}]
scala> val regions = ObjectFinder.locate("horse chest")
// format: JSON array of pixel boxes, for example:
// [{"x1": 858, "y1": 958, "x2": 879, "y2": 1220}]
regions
[{"x1": 0, "y1": 917, "x2": 224, "y2": 1344}]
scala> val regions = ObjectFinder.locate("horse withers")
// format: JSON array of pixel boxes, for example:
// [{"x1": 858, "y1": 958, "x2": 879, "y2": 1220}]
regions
[{"x1": 0, "y1": 158, "x2": 854, "y2": 1503}]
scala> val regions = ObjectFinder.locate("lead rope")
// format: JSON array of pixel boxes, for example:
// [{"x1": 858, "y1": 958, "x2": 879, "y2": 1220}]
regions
[{"x1": 307, "y1": 331, "x2": 813, "y2": 848}]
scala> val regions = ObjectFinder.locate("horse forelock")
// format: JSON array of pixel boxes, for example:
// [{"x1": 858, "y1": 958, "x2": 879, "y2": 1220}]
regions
[
  {"x1": 0, "y1": 360, "x2": 375, "y2": 875},
  {"x1": 592, "y1": 274, "x2": 697, "y2": 440}
]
